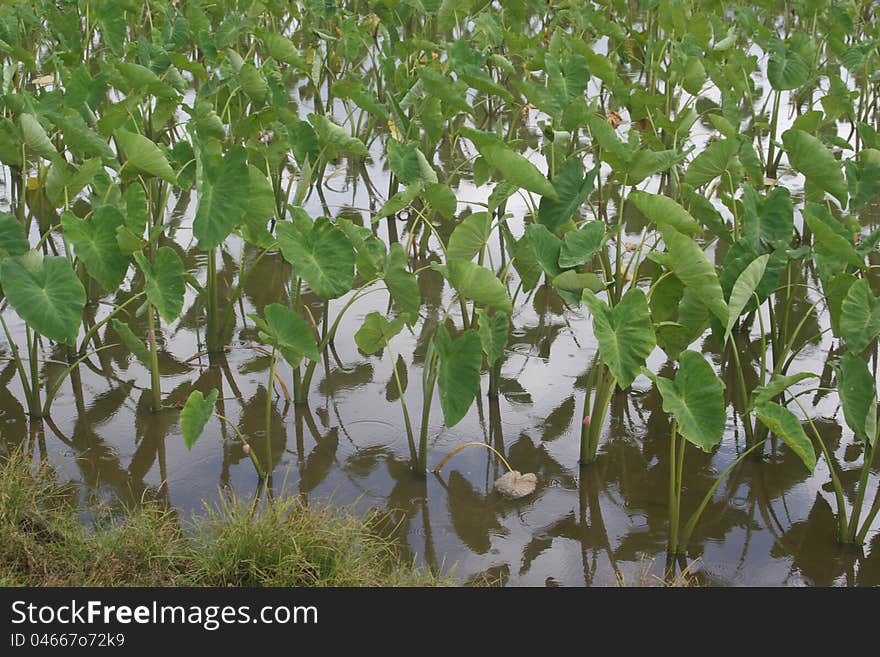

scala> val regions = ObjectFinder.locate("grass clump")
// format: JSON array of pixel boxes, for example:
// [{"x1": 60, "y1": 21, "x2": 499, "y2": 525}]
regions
[{"x1": 0, "y1": 451, "x2": 451, "y2": 587}]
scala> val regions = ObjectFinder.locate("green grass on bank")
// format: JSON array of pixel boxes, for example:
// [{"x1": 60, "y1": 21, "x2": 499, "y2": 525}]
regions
[{"x1": 0, "y1": 451, "x2": 453, "y2": 587}]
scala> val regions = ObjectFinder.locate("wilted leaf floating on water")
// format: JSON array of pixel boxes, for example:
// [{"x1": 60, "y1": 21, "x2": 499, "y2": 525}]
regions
[{"x1": 494, "y1": 471, "x2": 537, "y2": 499}]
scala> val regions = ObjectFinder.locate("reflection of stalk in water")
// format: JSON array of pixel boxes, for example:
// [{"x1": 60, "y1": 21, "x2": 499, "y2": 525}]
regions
[{"x1": 579, "y1": 464, "x2": 620, "y2": 586}]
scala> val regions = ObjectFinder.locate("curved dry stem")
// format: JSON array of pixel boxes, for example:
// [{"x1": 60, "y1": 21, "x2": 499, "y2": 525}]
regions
[{"x1": 433, "y1": 441, "x2": 513, "y2": 475}]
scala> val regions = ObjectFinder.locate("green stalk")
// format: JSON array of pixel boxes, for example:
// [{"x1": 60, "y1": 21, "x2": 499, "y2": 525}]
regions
[
  {"x1": 729, "y1": 341, "x2": 756, "y2": 446},
  {"x1": 846, "y1": 443, "x2": 874, "y2": 542},
  {"x1": 206, "y1": 247, "x2": 222, "y2": 353},
  {"x1": 766, "y1": 90, "x2": 781, "y2": 178},
  {"x1": 668, "y1": 423, "x2": 679, "y2": 553},
  {"x1": 390, "y1": 349, "x2": 417, "y2": 464},
  {"x1": 147, "y1": 304, "x2": 162, "y2": 412},
  {"x1": 26, "y1": 326, "x2": 41, "y2": 418},
  {"x1": 265, "y1": 350, "x2": 277, "y2": 478},
  {"x1": 1, "y1": 313, "x2": 34, "y2": 415},
  {"x1": 417, "y1": 350, "x2": 438, "y2": 476}
]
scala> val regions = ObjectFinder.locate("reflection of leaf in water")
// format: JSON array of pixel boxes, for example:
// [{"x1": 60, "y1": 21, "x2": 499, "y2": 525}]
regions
[
  {"x1": 317, "y1": 361, "x2": 374, "y2": 395},
  {"x1": 236, "y1": 386, "x2": 287, "y2": 472},
  {"x1": 156, "y1": 349, "x2": 195, "y2": 376},
  {"x1": 242, "y1": 251, "x2": 291, "y2": 313},
  {"x1": 237, "y1": 353, "x2": 273, "y2": 375},
  {"x1": 446, "y1": 470, "x2": 507, "y2": 555},
  {"x1": 299, "y1": 428, "x2": 339, "y2": 493},
  {"x1": 507, "y1": 433, "x2": 576, "y2": 491},
  {"x1": 498, "y1": 377, "x2": 532, "y2": 405},
  {"x1": 466, "y1": 563, "x2": 510, "y2": 586},
  {"x1": 774, "y1": 493, "x2": 849, "y2": 585},
  {"x1": 0, "y1": 383, "x2": 27, "y2": 449},
  {"x1": 77, "y1": 380, "x2": 134, "y2": 429},
  {"x1": 507, "y1": 321, "x2": 564, "y2": 361},
  {"x1": 385, "y1": 354, "x2": 408, "y2": 402},
  {"x1": 532, "y1": 283, "x2": 565, "y2": 317},
  {"x1": 344, "y1": 444, "x2": 389, "y2": 478},
  {"x1": 540, "y1": 395, "x2": 575, "y2": 442}
]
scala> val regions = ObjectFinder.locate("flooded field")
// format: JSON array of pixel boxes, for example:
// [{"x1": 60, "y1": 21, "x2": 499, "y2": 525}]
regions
[{"x1": 1, "y1": 0, "x2": 879, "y2": 586}]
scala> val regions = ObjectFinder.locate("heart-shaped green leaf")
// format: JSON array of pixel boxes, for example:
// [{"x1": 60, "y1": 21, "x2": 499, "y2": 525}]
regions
[
  {"x1": 835, "y1": 352, "x2": 877, "y2": 447},
  {"x1": 133, "y1": 247, "x2": 185, "y2": 324},
  {"x1": 628, "y1": 191, "x2": 702, "y2": 235},
  {"x1": 643, "y1": 350, "x2": 725, "y2": 452},
  {"x1": 435, "y1": 325, "x2": 483, "y2": 427},
  {"x1": 840, "y1": 279, "x2": 880, "y2": 353},
  {"x1": 181, "y1": 388, "x2": 219, "y2": 450},
  {"x1": 277, "y1": 217, "x2": 355, "y2": 299},
  {"x1": 582, "y1": 288, "x2": 656, "y2": 388},
  {"x1": 726, "y1": 254, "x2": 770, "y2": 339},
  {"x1": 476, "y1": 309, "x2": 508, "y2": 367},
  {"x1": 355, "y1": 312, "x2": 406, "y2": 355},
  {"x1": 0, "y1": 251, "x2": 85, "y2": 345},
  {"x1": 62, "y1": 207, "x2": 129, "y2": 292},
  {"x1": 447, "y1": 259, "x2": 512, "y2": 314},
  {"x1": 558, "y1": 221, "x2": 605, "y2": 269},
  {"x1": 538, "y1": 158, "x2": 595, "y2": 232},
  {"x1": 193, "y1": 145, "x2": 250, "y2": 250},
  {"x1": 0, "y1": 212, "x2": 29, "y2": 258},
  {"x1": 782, "y1": 129, "x2": 848, "y2": 206},
  {"x1": 115, "y1": 129, "x2": 175, "y2": 183},
  {"x1": 261, "y1": 303, "x2": 320, "y2": 365},
  {"x1": 754, "y1": 402, "x2": 817, "y2": 472}
]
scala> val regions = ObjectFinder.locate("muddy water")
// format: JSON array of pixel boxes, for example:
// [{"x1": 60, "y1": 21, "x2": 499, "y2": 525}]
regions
[{"x1": 2, "y1": 78, "x2": 880, "y2": 589}]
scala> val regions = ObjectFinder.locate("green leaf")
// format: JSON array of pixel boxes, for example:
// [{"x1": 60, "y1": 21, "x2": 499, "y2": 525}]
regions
[
  {"x1": 0, "y1": 251, "x2": 85, "y2": 345},
  {"x1": 123, "y1": 182, "x2": 148, "y2": 236},
  {"x1": 111, "y1": 318, "x2": 149, "y2": 367},
  {"x1": 424, "y1": 183, "x2": 457, "y2": 220},
  {"x1": 840, "y1": 279, "x2": 880, "y2": 353},
  {"x1": 726, "y1": 254, "x2": 770, "y2": 338},
  {"x1": 277, "y1": 217, "x2": 355, "y2": 299},
  {"x1": 447, "y1": 259, "x2": 512, "y2": 314},
  {"x1": 374, "y1": 183, "x2": 421, "y2": 220},
  {"x1": 628, "y1": 191, "x2": 701, "y2": 235},
  {"x1": 742, "y1": 185, "x2": 793, "y2": 248},
  {"x1": 193, "y1": 145, "x2": 249, "y2": 250},
  {"x1": 836, "y1": 352, "x2": 877, "y2": 447},
  {"x1": 435, "y1": 326, "x2": 482, "y2": 427},
  {"x1": 383, "y1": 243, "x2": 420, "y2": 321},
  {"x1": 133, "y1": 247, "x2": 184, "y2": 323},
  {"x1": 181, "y1": 388, "x2": 219, "y2": 450},
  {"x1": 782, "y1": 129, "x2": 848, "y2": 206},
  {"x1": 447, "y1": 212, "x2": 491, "y2": 262},
  {"x1": 61, "y1": 207, "x2": 129, "y2": 292},
  {"x1": 354, "y1": 312, "x2": 406, "y2": 355},
  {"x1": 261, "y1": 32, "x2": 304, "y2": 66},
  {"x1": 767, "y1": 40, "x2": 809, "y2": 91},
  {"x1": 263, "y1": 303, "x2": 320, "y2": 363},
  {"x1": 552, "y1": 270, "x2": 604, "y2": 293},
  {"x1": 684, "y1": 138, "x2": 739, "y2": 188},
  {"x1": 558, "y1": 221, "x2": 605, "y2": 268},
  {"x1": 651, "y1": 226, "x2": 728, "y2": 325},
  {"x1": 0, "y1": 212, "x2": 29, "y2": 258},
  {"x1": 479, "y1": 142, "x2": 557, "y2": 199},
  {"x1": 751, "y1": 372, "x2": 818, "y2": 409},
  {"x1": 525, "y1": 223, "x2": 562, "y2": 277},
  {"x1": 537, "y1": 159, "x2": 594, "y2": 232},
  {"x1": 754, "y1": 402, "x2": 817, "y2": 472},
  {"x1": 643, "y1": 350, "x2": 725, "y2": 451},
  {"x1": 476, "y1": 309, "x2": 508, "y2": 367},
  {"x1": 804, "y1": 209, "x2": 864, "y2": 270},
  {"x1": 20, "y1": 113, "x2": 58, "y2": 161},
  {"x1": 308, "y1": 113, "x2": 368, "y2": 158},
  {"x1": 238, "y1": 62, "x2": 268, "y2": 103},
  {"x1": 582, "y1": 288, "x2": 656, "y2": 388},
  {"x1": 115, "y1": 129, "x2": 175, "y2": 183}
]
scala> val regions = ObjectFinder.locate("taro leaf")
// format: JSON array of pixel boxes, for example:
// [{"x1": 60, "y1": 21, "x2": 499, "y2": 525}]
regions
[
  {"x1": 628, "y1": 191, "x2": 701, "y2": 235},
  {"x1": 582, "y1": 288, "x2": 656, "y2": 388},
  {"x1": 133, "y1": 247, "x2": 184, "y2": 324},
  {"x1": 558, "y1": 221, "x2": 605, "y2": 268},
  {"x1": 476, "y1": 309, "x2": 508, "y2": 367},
  {"x1": 552, "y1": 270, "x2": 604, "y2": 294},
  {"x1": 754, "y1": 402, "x2": 817, "y2": 472},
  {"x1": 193, "y1": 145, "x2": 249, "y2": 250},
  {"x1": 0, "y1": 118, "x2": 23, "y2": 167},
  {"x1": 354, "y1": 312, "x2": 406, "y2": 355},
  {"x1": 447, "y1": 212, "x2": 492, "y2": 262},
  {"x1": 651, "y1": 226, "x2": 728, "y2": 325},
  {"x1": 782, "y1": 129, "x2": 848, "y2": 206},
  {"x1": 687, "y1": 191, "x2": 732, "y2": 243},
  {"x1": 424, "y1": 182, "x2": 457, "y2": 220},
  {"x1": 626, "y1": 149, "x2": 687, "y2": 185},
  {"x1": 751, "y1": 372, "x2": 818, "y2": 409},
  {"x1": 181, "y1": 388, "x2": 219, "y2": 450},
  {"x1": 836, "y1": 352, "x2": 877, "y2": 447},
  {"x1": 383, "y1": 243, "x2": 420, "y2": 321},
  {"x1": 804, "y1": 209, "x2": 864, "y2": 270},
  {"x1": 111, "y1": 318, "x2": 149, "y2": 366},
  {"x1": 261, "y1": 32, "x2": 303, "y2": 66},
  {"x1": 374, "y1": 183, "x2": 421, "y2": 220},
  {"x1": 20, "y1": 113, "x2": 58, "y2": 161},
  {"x1": 726, "y1": 254, "x2": 770, "y2": 339},
  {"x1": 435, "y1": 325, "x2": 483, "y2": 427},
  {"x1": 45, "y1": 158, "x2": 103, "y2": 207},
  {"x1": 123, "y1": 182, "x2": 148, "y2": 236},
  {"x1": 513, "y1": 230, "x2": 543, "y2": 292},
  {"x1": 537, "y1": 158, "x2": 595, "y2": 232},
  {"x1": 767, "y1": 40, "x2": 810, "y2": 91},
  {"x1": 0, "y1": 212, "x2": 29, "y2": 258},
  {"x1": 846, "y1": 149, "x2": 880, "y2": 210},
  {"x1": 238, "y1": 62, "x2": 268, "y2": 103},
  {"x1": 643, "y1": 350, "x2": 725, "y2": 452},
  {"x1": 840, "y1": 279, "x2": 880, "y2": 353},
  {"x1": 114, "y1": 129, "x2": 175, "y2": 183},
  {"x1": 684, "y1": 138, "x2": 738, "y2": 188},
  {"x1": 61, "y1": 207, "x2": 129, "y2": 291},
  {"x1": 525, "y1": 223, "x2": 562, "y2": 277},
  {"x1": 0, "y1": 251, "x2": 86, "y2": 344},
  {"x1": 447, "y1": 259, "x2": 512, "y2": 314},
  {"x1": 742, "y1": 185, "x2": 793, "y2": 248},
  {"x1": 277, "y1": 217, "x2": 355, "y2": 299},
  {"x1": 308, "y1": 113, "x2": 368, "y2": 158},
  {"x1": 480, "y1": 142, "x2": 557, "y2": 199},
  {"x1": 263, "y1": 303, "x2": 320, "y2": 364}
]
